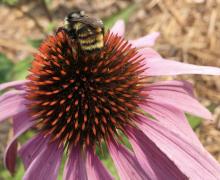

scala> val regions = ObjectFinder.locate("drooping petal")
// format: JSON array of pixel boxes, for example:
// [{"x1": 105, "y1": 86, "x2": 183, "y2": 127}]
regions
[
  {"x1": 139, "y1": 101, "x2": 202, "y2": 148},
  {"x1": 108, "y1": 139, "x2": 148, "y2": 180},
  {"x1": 0, "y1": 90, "x2": 25, "y2": 103},
  {"x1": 130, "y1": 32, "x2": 160, "y2": 48},
  {"x1": 23, "y1": 140, "x2": 63, "y2": 180},
  {"x1": 4, "y1": 141, "x2": 17, "y2": 175},
  {"x1": 137, "y1": 116, "x2": 220, "y2": 179},
  {"x1": 86, "y1": 147, "x2": 113, "y2": 180},
  {"x1": 127, "y1": 127, "x2": 187, "y2": 179},
  {"x1": 63, "y1": 145, "x2": 87, "y2": 180},
  {"x1": 0, "y1": 91, "x2": 27, "y2": 122},
  {"x1": 4, "y1": 111, "x2": 34, "y2": 174},
  {"x1": 139, "y1": 48, "x2": 220, "y2": 76},
  {"x1": 0, "y1": 80, "x2": 28, "y2": 91},
  {"x1": 110, "y1": 20, "x2": 125, "y2": 37},
  {"x1": 144, "y1": 80, "x2": 212, "y2": 119},
  {"x1": 19, "y1": 134, "x2": 48, "y2": 169}
]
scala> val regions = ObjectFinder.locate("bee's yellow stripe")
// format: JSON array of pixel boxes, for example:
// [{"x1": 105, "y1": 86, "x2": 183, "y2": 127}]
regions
[
  {"x1": 79, "y1": 38, "x2": 96, "y2": 44},
  {"x1": 73, "y1": 22, "x2": 84, "y2": 31}
]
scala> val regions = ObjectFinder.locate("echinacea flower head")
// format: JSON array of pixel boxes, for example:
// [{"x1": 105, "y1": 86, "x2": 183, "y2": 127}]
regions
[
  {"x1": 1, "y1": 11, "x2": 220, "y2": 180},
  {"x1": 27, "y1": 30, "x2": 145, "y2": 150}
]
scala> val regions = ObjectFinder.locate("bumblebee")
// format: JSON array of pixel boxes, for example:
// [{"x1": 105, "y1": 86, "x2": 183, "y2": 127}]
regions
[{"x1": 62, "y1": 9, "x2": 104, "y2": 53}]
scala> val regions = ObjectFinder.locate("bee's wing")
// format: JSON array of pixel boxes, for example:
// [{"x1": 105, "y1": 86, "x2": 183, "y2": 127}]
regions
[{"x1": 69, "y1": 17, "x2": 103, "y2": 28}]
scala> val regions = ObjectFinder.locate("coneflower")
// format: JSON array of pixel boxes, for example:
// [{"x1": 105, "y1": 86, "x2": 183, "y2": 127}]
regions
[
  {"x1": 26, "y1": 30, "x2": 146, "y2": 151},
  {"x1": 1, "y1": 18, "x2": 220, "y2": 180}
]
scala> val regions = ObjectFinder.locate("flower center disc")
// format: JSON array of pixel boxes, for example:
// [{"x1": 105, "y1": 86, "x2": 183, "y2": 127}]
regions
[{"x1": 26, "y1": 31, "x2": 145, "y2": 149}]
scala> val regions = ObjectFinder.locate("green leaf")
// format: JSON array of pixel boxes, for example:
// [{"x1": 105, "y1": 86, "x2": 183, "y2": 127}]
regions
[
  {"x1": 0, "y1": 160, "x2": 24, "y2": 180},
  {"x1": 1, "y1": 0, "x2": 18, "y2": 5},
  {"x1": 0, "y1": 53, "x2": 14, "y2": 83},
  {"x1": 45, "y1": 0, "x2": 52, "y2": 5},
  {"x1": 102, "y1": 156, "x2": 119, "y2": 179},
  {"x1": 12, "y1": 57, "x2": 32, "y2": 80},
  {"x1": 46, "y1": 22, "x2": 57, "y2": 33},
  {"x1": 103, "y1": 4, "x2": 137, "y2": 30},
  {"x1": 187, "y1": 114, "x2": 202, "y2": 129}
]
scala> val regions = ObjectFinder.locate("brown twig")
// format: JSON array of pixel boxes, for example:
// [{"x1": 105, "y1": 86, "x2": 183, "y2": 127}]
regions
[{"x1": 40, "y1": 0, "x2": 53, "y2": 22}]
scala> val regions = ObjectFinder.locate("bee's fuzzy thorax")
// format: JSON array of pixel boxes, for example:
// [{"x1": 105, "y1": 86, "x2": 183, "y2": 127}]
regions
[{"x1": 61, "y1": 10, "x2": 105, "y2": 53}]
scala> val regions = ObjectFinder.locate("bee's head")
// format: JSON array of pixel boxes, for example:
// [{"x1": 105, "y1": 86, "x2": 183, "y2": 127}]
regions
[
  {"x1": 64, "y1": 9, "x2": 104, "y2": 30},
  {"x1": 67, "y1": 9, "x2": 85, "y2": 19},
  {"x1": 64, "y1": 9, "x2": 85, "y2": 29}
]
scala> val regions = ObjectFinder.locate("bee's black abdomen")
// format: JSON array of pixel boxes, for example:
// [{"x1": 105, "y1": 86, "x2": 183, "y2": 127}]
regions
[{"x1": 78, "y1": 28, "x2": 104, "y2": 52}]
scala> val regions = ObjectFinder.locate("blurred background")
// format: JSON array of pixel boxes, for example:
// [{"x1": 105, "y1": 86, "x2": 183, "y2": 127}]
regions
[{"x1": 0, "y1": 0, "x2": 219, "y2": 179}]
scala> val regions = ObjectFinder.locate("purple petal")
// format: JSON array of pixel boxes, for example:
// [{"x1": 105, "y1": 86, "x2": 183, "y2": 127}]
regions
[
  {"x1": 86, "y1": 147, "x2": 113, "y2": 180},
  {"x1": 140, "y1": 101, "x2": 202, "y2": 148},
  {"x1": 63, "y1": 145, "x2": 87, "y2": 180},
  {"x1": 108, "y1": 139, "x2": 148, "y2": 180},
  {"x1": 0, "y1": 91, "x2": 27, "y2": 122},
  {"x1": 130, "y1": 32, "x2": 160, "y2": 48},
  {"x1": 144, "y1": 80, "x2": 195, "y2": 96},
  {"x1": 19, "y1": 134, "x2": 49, "y2": 169},
  {"x1": 138, "y1": 48, "x2": 161, "y2": 60},
  {"x1": 4, "y1": 111, "x2": 34, "y2": 174},
  {"x1": 144, "y1": 80, "x2": 212, "y2": 119},
  {"x1": 0, "y1": 90, "x2": 25, "y2": 103},
  {"x1": 139, "y1": 48, "x2": 220, "y2": 76},
  {"x1": 0, "y1": 80, "x2": 28, "y2": 91},
  {"x1": 138, "y1": 116, "x2": 220, "y2": 179},
  {"x1": 23, "y1": 140, "x2": 63, "y2": 180},
  {"x1": 127, "y1": 127, "x2": 187, "y2": 179},
  {"x1": 110, "y1": 20, "x2": 125, "y2": 36},
  {"x1": 4, "y1": 141, "x2": 17, "y2": 175}
]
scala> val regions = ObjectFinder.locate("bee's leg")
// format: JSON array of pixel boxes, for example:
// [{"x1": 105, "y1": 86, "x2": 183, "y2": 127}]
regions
[{"x1": 56, "y1": 27, "x2": 68, "y2": 34}]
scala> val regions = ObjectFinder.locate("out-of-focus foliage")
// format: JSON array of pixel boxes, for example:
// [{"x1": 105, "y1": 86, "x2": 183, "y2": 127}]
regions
[
  {"x1": 104, "y1": 4, "x2": 137, "y2": 30},
  {"x1": 45, "y1": 0, "x2": 52, "y2": 5},
  {"x1": 0, "y1": 53, "x2": 14, "y2": 83},
  {"x1": 27, "y1": 39, "x2": 43, "y2": 49},
  {"x1": 13, "y1": 57, "x2": 32, "y2": 80},
  {"x1": 1, "y1": 163, "x2": 24, "y2": 180},
  {"x1": 46, "y1": 22, "x2": 57, "y2": 33},
  {"x1": 187, "y1": 114, "x2": 202, "y2": 129},
  {"x1": 1, "y1": 0, "x2": 18, "y2": 5}
]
